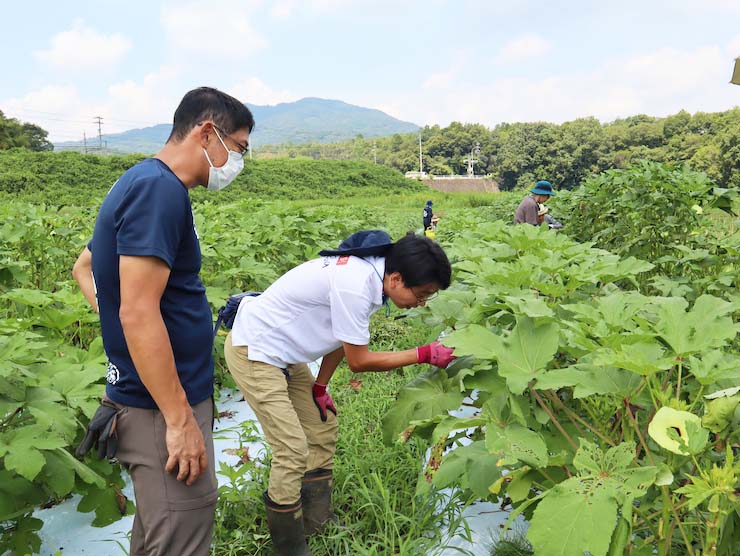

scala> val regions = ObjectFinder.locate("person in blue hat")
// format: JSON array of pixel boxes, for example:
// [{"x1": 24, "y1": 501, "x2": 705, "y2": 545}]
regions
[
  {"x1": 222, "y1": 231, "x2": 454, "y2": 555},
  {"x1": 514, "y1": 180, "x2": 556, "y2": 225},
  {"x1": 422, "y1": 200, "x2": 434, "y2": 230}
]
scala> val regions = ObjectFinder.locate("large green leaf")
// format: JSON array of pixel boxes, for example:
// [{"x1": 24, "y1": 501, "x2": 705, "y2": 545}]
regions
[
  {"x1": 528, "y1": 440, "x2": 657, "y2": 556},
  {"x1": 427, "y1": 440, "x2": 503, "y2": 499},
  {"x1": 592, "y1": 341, "x2": 675, "y2": 375},
  {"x1": 491, "y1": 317, "x2": 560, "y2": 394},
  {"x1": 443, "y1": 324, "x2": 499, "y2": 360},
  {"x1": 3, "y1": 288, "x2": 53, "y2": 307},
  {"x1": 652, "y1": 295, "x2": 740, "y2": 356},
  {"x1": 536, "y1": 365, "x2": 641, "y2": 398},
  {"x1": 3, "y1": 424, "x2": 68, "y2": 481},
  {"x1": 54, "y1": 447, "x2": 106, "y2": 487},
  {"x1": 0, "y1": 470, "x2": 46, "y2": 521},
  {"x1": 76, "y1": 484, "x2": 133, "y2": 527},
  {"x1": 529, "y1": 483, "x2": 617, "y2": 556},
  {"x1": 42, "y1": 450, "x2": 76, "y2": 497},
  {"x1": 486, "y1": 423, "x2": 548, "y2": 468},
  {"x1": 688, "y1": 350, "x2": 740, "y2": 385},
  {"x1": 381, "y1": 367, "x2": 465, "y2": 445}
]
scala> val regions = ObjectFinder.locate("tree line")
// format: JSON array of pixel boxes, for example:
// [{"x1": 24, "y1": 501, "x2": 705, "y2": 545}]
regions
[
  {"x1": 0, "y1": 110, "x2": 53, "y2": 151},
  {"x1": 4, "y1": 105, "x2": 740, "y2": 191},
  {"x1": 255, "y1": 107, "x2": 740, "y2": 190}
]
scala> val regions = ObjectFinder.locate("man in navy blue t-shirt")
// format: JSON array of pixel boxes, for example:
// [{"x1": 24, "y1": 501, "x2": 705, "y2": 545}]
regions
[{"x1": 73, "y1": 87, "x2": 254, "y2": 556}]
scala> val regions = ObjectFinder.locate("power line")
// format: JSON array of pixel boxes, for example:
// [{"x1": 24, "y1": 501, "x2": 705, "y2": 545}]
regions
[
  {"x1": 7, "y1": 107, "x2": 161, "y2": 126},
  {"x1": 94, "y1": 116, "x2": 103, "y2": 148}
]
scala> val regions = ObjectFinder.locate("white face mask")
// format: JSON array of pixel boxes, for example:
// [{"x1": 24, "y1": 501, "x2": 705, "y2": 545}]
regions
[{"x1": 203, "y1": 128, "x2": 244, "y2": 191}]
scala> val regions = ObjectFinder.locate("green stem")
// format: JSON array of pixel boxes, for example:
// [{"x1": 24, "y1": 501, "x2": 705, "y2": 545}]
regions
[
  {"x1": 529, "y1": 386, "x2": 578, "y2": 451},
  {"x1": 624, "y1": 403, "x2": 694, "y2": 556},
  {"x1": 546, "y1": 390, "x2": 615, "y2": 447},
  {"x1": 676, "y1": 360, "x2": 683, "y2": 400},
  {"x1": 0, "y1": 408, "x2": 25, "y2": 433},
  {"x1": 705, "y1": 509, "x2": 723, "y2": 556},
  {"x1": 647, "y1": 375, "x2": 661, "y2": 410},
  {"x1": 687, "y1": 385, "x2": 704, "y2": 412},
  {"x1": 535, "y1": 467, "x2": 557, "y2": 485}
]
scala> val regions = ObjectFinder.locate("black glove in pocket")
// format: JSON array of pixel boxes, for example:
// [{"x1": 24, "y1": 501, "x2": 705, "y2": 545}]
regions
[{"x1": 75, "y1": 402, "x2": 121, "y2": 461}]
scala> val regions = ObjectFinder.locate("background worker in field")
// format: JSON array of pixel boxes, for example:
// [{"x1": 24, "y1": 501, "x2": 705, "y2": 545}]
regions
[
  {"x1": 514, "y1": 179, "x2": 556, "y2": 225},
  {"x1": 72, "y1": 87, "x2": 253, "y2": 556},
  {"x1": 423, "y1": 199, "x2": 434, "y2": 230},
  {"x1": 538, "y1": 203, "x2": 564, "y2": 230},
  {"x1": 223, "y1": 231, "x2": 454, "y2": 556}
]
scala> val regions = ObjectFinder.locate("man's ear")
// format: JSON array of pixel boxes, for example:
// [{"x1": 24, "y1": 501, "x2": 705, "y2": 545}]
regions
[{"x1": 192, "y1": 121, "x2": 212, "y2": 148}]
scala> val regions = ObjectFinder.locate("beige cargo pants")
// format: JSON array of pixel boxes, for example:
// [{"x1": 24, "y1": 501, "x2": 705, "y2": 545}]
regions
[{"x1": 224, "y1": 331, "x2": 338, "y2": 505}]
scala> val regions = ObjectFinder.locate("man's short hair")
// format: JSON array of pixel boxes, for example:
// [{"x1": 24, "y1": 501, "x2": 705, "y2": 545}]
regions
[
  {"x1": 385, "y1": 232, "x2": 451, "y2": 289},
  {"x1": 167, "y1": 87, "x2": 255, "y2": 143}
]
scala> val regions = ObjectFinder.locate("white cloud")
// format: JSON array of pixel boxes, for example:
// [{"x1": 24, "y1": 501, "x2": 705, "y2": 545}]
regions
[
  {"x1": 727, "y1": 34, "x2": 740, "y2": 58},
  {"x1": 268, "y1": 0, "x2": 395, "y2": 18},
  {"x1": 423, "y1": 69, "x2": 458, "y2": 90},
  {"x1": 496, "y1": 34, "x2": 551, "y2": 64},
  {"x1": 34, "y1": 19, "x2": 131, "y2": 71},
  {"x1": 2, "y1": 70, "x2": 302, "y2": 143},
  {"x1": 160, "y1": 1, "x2": 267, "y2": 59},
  {"x1": 1, "y1": 67, "x2": 188, "y2": 142},
  {"x1": 228, "y1": 77, "x2": 299, "y2": 105},
  {"x1": 270, "y1": 1, "x2": 293, "y2": 18},
  {"x1": 2, "y1": 85, "x2": 91, "y2": 142},
  {"x1": 106, "y1": 66, "x2": 184, "y2": 127},
  {"x1": 700, "y1": 0, "x2": 740, "y2": 13},
  {"x1": 364, "y1": 42, "x2": 740, "y2": 129}
]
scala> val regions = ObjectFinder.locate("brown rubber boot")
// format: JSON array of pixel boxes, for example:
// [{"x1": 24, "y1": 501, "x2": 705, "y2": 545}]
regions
[
  {"x1": 263, "y1": 491, "x2": 311, "y2": 556},
  {"x1": 301, "y1": 468, "x2": 337, "y2": 535}
]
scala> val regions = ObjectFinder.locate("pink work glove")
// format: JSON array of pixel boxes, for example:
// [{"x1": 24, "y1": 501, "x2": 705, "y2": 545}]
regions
[
  {"x1": 416, "y1": 341, "x2": 455, "y2": 368},
  {"x1": 312, "y1": 383, "x2": 337, "y2": 422}
]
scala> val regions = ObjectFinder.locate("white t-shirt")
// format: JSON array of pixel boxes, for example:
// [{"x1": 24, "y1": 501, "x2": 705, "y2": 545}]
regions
[{"x1": 231, "y1": 255, "x2": 385, "y2": 368}]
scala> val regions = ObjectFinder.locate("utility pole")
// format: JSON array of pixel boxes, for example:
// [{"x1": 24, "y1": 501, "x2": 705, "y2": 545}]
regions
[
  {"x1": 373, "y1": 140, "x2": 377, "y2": 164},
  {"x1": 93, "y1": 116, "x2": 104, "y2": 148},
  {"x1": 83, "y1": 132, "x2": 88, "y2": 154},
  {"x1": 418, "y1": 134, "x2": 423, "y2": 173},
  {"x1": 464, "y1": 142, "x2": 481, "y2": 177}
]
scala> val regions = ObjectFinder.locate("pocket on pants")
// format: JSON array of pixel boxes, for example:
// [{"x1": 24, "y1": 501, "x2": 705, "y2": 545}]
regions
[
  {"x1": 152, "y1": 401, "x2": 218, "y2": 512},
  {"x1": 168, "y1": 489, "x2": 218, "y2": 511}
]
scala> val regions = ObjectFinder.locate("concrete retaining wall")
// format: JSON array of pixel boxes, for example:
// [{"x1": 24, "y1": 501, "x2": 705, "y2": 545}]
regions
[{"x1": 421, "y1": 178, "x2": 500, "y2": 193}]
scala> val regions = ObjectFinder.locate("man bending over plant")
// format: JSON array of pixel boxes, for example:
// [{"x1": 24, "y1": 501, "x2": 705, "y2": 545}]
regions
[{"x1": 223, "y1": 231, "x2": 455, "y2": 556}]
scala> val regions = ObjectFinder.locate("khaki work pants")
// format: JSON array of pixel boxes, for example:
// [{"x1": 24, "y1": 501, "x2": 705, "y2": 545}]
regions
[
  {"x1": 224, "y1": 331, "x2": 338, "y2": 505},
  {"x1": 109, "y1": 396, "x2": 218, "y2": 556}
]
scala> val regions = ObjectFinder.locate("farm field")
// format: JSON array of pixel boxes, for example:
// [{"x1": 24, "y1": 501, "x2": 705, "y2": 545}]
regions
[{"x1": 1, "y1": 154, "x2": 740, "y2": 556}]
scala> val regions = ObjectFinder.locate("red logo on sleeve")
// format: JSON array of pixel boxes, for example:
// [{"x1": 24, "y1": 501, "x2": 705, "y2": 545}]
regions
[{"x1": 336, "y1": 256, "x2": 350, "y2": 265}]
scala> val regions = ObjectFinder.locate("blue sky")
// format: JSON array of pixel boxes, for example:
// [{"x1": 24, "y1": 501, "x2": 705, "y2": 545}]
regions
[{"x1": 2, "y1": 0, "x2": 739, "y2": 143}]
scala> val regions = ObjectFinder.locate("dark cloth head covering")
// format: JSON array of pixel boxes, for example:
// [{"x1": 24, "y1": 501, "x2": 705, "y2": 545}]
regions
[{"x1": 318, "y1": 230, "x2": 394, "y2": 257}]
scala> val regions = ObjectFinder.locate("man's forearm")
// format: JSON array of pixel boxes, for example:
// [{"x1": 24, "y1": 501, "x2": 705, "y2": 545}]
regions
[
  {"x1": 316, "y1": 346, "x2": 345, "y2": 385},
  {"x1": 121, "y1": 309, "x2": 191, "y2": 424},
  {"x1": 72, "y1": 248, "x2": 98, "y2": 312},
  {"x1": 75, "y1": 273, "x2": 98, "y2": 312},
  {"x1": 345, "y1": 347, "x2": 418, "y2": 373}
]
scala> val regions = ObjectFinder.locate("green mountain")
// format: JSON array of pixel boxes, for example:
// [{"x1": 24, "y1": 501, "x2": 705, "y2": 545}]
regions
[{"x1": 54, "y1": 98, "x2": 419, "y2": 154}]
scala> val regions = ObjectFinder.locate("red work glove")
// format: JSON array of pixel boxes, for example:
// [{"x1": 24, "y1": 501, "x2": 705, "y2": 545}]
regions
[
  {"x1": 312, "y1": 383, "x2": 337, "y2": 422},
  {"x1": 416, "y1": 341, "x2": 455, "y2": 368}
]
